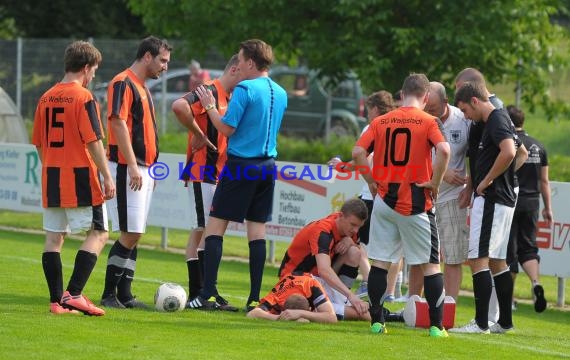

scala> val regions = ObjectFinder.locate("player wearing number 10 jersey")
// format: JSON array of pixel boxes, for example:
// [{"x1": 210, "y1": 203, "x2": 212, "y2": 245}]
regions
[
  {"x1": 353, "y1": 73, "x2": 450, "y2": 336},
  {"x1": 32, "y1": 41, "x2": 115, "y2": 316}
]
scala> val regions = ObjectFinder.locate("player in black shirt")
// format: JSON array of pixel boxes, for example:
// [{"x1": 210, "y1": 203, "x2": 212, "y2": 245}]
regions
[
  {"x1": 506, "y1": 105, "x2": 552, "y2": 313},
  {"x1": 450, "y1": 80, "x2": 528, "y2": 334},
  {"x1": 454, "y1": 68, "x2": 507, "y2": 324},
  {"x1": 455, "y1": 68, "x2": 505, "y2": 209}
]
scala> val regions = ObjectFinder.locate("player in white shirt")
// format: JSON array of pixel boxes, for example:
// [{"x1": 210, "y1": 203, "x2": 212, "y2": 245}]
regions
[{"x1": 424, "y1": 81, "x2": 471, "y2": 300}]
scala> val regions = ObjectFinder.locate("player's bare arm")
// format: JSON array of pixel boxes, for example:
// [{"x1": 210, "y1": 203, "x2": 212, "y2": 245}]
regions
[
  {"x1": 457, "y1": 175, "x2": 473, "y2": 209},
  {"x1": 352, "y1": 145, "x2": 377, "y2": 197},
  {"x1": 417, "y1": 141, "x2": 450, "y2": 201},
  {"x1": 171, "y1": 98, "x2": 217, "y2": 152},
  {"x1": 86, "y1": 140, "x2": 116, "y2": 200},
  {"x1": 443, "y1": 168, "x2": 467, "y2": 186},
  {"x1": 315, "y1": 253, "x2": 369, "y2": 315},
  {"x1": 327, "y1": 157, "x2": 354, "y2": 172},
  {"x1": 110, "y1": 116, "x2": 143, "y2": 191},
  {"x1": 195, "y1": 85, "x2": 235, "y2": 137},
  {"x1": 514, "y1": 143, "x2": 528, "y2": 171},
  {"x1": 279, "y1": 305, "x2": 337, "y2": 323},
  {"x1": 334, "y1": 236, "x2": 355, "y2": 255},
  {"x1": 246, "y1": 307, "x2": 279, "y2": 320},
  {"x1": 476, "y1": 138, "x2": 516, "y2": 196},
  {"x1": 540, "y1": 165, "x2": 553, "y2": 225}
]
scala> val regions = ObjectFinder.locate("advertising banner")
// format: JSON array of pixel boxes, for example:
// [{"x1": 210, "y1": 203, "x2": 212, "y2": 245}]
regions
[
  {"x1": 0, "y1": 143, "x2": 42, "y2": 212},
  {"x1": 2, "y1": 144, "x2": 568, "y2": 277}
]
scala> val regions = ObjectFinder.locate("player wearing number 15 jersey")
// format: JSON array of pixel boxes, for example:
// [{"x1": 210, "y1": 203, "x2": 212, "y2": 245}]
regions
[
  {"x1": 32, "y1": 41, "x2": 115, "y2": 316},
  {"x1": 353, "y1": 73, "x2": 450, "y2": 336}
]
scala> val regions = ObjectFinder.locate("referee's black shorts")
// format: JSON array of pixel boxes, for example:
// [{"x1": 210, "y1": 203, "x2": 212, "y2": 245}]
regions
[{"x1": 209, "y1": 155, "x2": 275, "y2": 223}]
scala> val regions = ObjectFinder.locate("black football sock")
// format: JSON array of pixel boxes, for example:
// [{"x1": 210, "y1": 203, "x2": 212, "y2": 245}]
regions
[
  {"x1": 197, "y1": 249, "x2": 205, "y2": 289},
  {"x1": 66, "y1": 250, "x2": 97, "y2": 296},
  {"x1": 337, "y1": 264, "x2": 359, "y2": 290},
  {"x1": 493, "y1": 268, "x2": 514, "y2": 328},
  {"x1": 200, "y1": 235, "x2": 223, "y2": 299},
  {"x1": 199, "y1": 248, "x2": 217, "y2": 295},
  {"x1": 187, "y1": 258, "x2": 201, "y2": 299},
  {"x1": 368, "y1": 266, "x2": 388, "y2": 324},
  {"x1": 247, "y1": 239, "x2": 266, "y2": 304},
  {"x1": 117, "y1": 246, "x2": 137, "y2": 302},
  {"x1": 102, "y1": 241, "x2": 132, "y2": 299},
  {"x1": 42, "y1": 252, "x2": 63, "y2": 303},
  {"x1": 473, "y1": 269, "x2": 492, "y2": 330},
  {"x1": 424, "y1": 272, "x2": 445, "y2": 330}
]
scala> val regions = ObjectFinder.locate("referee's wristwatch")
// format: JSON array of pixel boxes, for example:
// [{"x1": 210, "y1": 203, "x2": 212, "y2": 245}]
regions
[{"x1": 204, "y1": 103, "x2": 215, "y2": 111}]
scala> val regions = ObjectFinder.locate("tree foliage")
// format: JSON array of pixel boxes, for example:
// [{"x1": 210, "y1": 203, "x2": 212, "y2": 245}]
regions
[
  {"x1": 2, "y1": 0, "x2": 145, "y2": 39},
  {"x1": 0, "y1": 6, "x2": 19, "y2": 39},
  {"x1": 129, "y1": 0, "x2": 569, "y2": 118}
]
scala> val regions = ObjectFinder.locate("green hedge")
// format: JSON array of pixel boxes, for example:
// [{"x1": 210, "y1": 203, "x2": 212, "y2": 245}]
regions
[
  {"x1": 160, "y1": 132, "x2": 358, "y2": 164},
  {"x1": 549, "y1": 154, "x2": 570, "y2": 182},
  {"x1": 276, "y1": 135, "x2": 356, "y2": 164}
]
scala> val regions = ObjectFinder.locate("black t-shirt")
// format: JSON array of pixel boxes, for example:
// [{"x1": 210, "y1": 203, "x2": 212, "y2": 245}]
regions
[
  {"x1": 473, "y1": 109, "x2": 519, "y2": 207},
  {"x1": 516, "y1": 130, "x2": 548, "y2": 209},
  {"x1": 467, "y1": 95, "x2": 504, "y2": 183}
]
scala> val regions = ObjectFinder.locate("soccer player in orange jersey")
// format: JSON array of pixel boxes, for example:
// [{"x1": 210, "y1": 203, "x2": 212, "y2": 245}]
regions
[
  {"x1": 32, "y1": 41, "x2": 115, "y2": 316},
  {"x1": 172, "y1": 55, "x2": 241, "y2": 311},
  {"x1": 353, "y1": 73, "x2": 450, "y2": 336},
  {"x1": 247, "y1": 273, "x2": 337, "y2": 323},
  {"x1": 100, "y1": 36, "x2": 171, "y2": 309}
]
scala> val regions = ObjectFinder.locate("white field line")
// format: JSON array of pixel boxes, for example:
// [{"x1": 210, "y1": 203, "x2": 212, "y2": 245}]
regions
[{"x1": 0, "y1": 225, "x2": 255, "y2": 264}]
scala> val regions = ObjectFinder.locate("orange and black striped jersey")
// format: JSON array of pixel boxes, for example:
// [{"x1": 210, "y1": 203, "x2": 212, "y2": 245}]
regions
[
  {"x1": 357, "y1": 107, "x2": 446, "y2": 215},
  {"x1": 278, "y1": 213, "x2": 357, "y2": 279},
  {"x1": 182, "y1": 79, "x2": 229, "y2": 184},
  {"x1": 32, "y1": 82, "x2": 104, "y2": 208},
  {"x1": 259, "y1": 274, "x2": 329, "y2": 314},
  {"x1": 106, "y1": 68, "x2": 159, "y2": 166}
]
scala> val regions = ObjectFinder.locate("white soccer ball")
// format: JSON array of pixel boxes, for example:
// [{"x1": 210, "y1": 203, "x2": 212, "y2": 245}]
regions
[{"x1": 154, "y1": 283, "x2": 187, "y2": 312}]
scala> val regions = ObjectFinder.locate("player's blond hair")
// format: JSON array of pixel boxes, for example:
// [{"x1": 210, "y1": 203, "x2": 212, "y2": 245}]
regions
[{"x1": 284, "y1": 294, "x2": 310, "y2": 311}]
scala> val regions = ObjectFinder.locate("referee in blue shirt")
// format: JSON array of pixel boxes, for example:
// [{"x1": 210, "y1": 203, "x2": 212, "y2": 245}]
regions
[{"x1": 189, "y1": 39, "x2": 287, "y2": 311}]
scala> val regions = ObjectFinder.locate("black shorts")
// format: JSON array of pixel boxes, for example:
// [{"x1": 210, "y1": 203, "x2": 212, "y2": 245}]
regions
[
  {"x1": 507, "y1": 207, "x2": 540, "y2": 273},
  {"x1": 357, "y1": 197, "x2": 374, "y2": 245},
  {"x1": 209, "y1": 156, "x2": 275, "y2": 223}
]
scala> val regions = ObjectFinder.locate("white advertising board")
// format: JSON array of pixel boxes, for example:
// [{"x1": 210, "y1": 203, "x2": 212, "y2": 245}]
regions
[
  {"x1": 536, "y1": 181, "x2": 570, "y2": 277},
  {"x1": 0, "y1": 143, "x2": 42, "y2": 212}
]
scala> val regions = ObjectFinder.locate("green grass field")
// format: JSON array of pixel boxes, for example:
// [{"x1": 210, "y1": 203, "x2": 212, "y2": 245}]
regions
[{"x1": 1, "y1": 229, "x2": 569, "y2": 359}]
